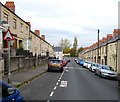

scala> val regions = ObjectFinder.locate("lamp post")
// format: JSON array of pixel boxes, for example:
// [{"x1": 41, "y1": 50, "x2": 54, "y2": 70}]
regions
[{"x1": 97, "y1": 29, "x2": 100, "y2": 63}]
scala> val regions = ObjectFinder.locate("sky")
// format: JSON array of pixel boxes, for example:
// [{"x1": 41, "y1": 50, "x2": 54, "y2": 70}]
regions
[{"x1": 1, "y1": 0, "x2": 119, "y2": 48}]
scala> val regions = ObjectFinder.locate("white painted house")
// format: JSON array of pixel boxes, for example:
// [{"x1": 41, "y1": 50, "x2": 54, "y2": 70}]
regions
[{"x1": 54, "y1": 47, "x2": 63, "y2": 60}]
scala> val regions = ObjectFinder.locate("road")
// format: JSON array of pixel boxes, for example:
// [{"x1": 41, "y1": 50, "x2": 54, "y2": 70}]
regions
[{"x1": 19, "y1": 58, "x2": 119, "y2": 101}]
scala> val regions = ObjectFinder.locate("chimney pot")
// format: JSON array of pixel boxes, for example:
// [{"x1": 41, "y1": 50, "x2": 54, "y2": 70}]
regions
[
  {"x1": 5, "y1": 1, "x2": 15, "y2": 12},
  {"x1": 41, "y1": 35, "x2": 45, "y2": 40}
]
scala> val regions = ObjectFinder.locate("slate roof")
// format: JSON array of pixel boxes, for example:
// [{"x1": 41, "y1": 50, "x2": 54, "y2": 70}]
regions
[
  {"x1": 79, "y1": 34, "x2": 120, "y2": 54},
  {"x1": 54, "y1": 47, "x2": 62, "y2": 51}
]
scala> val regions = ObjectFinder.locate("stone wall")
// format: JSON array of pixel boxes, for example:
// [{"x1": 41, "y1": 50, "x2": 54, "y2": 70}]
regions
[
  {"x1": 2, "y1": 55, "x2": 48, "y2": 74},
  {"x1": 0, "y1": 58, "x2": 4, "y2": 74}
]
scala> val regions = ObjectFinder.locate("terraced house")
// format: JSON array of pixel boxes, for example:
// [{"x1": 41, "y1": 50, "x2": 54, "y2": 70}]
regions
[
  {"x1": 0, "y1": 1, "x2": 54, "y2": 57},
  {"x1": 79, "y1": 29, "x2": 120, "y2": 74},
  {"x1": 0, "y1": 1, "x2": 30, "y2": 50},
  {"x1": 0, "y1": 1, "x2": 54, "y2": 73}
]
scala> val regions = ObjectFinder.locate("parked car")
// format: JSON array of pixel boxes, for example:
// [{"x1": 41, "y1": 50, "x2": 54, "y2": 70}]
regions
[
  {"x1": 48, "y1": 59, "x2": 63, "y2": 72},
  {"x1": 79, "y1": 60, "x2": 84, "y2": 66},
  {"x1": 74, "y1": 58, "x2": 79, "y2": 64},
  {"x1": 64, "y1": 59, "x2": 70, "y2": 64},
  {"x1": 86, "y1": 62, "x2": 93, "y2": 69},
  {"x1": 89, "y1": 63, "x2": 99, "y2": 72},
  {"x1": 0, "y1": 81, "x2": 24, "y2": 102},
  {"x1": 83, "y1": 61, "x2": 89, "y2": 68},
  {"x1": 61, "y1": 59, "x2": 67, "y2": 66},
  {"x1": 95, "y1": 65, "x2": 118, "y2": 79}
]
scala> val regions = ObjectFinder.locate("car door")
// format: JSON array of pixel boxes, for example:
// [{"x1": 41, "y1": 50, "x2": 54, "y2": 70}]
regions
[{"x1": 96, "y1": 64, "x2": 100, "y2": 75}]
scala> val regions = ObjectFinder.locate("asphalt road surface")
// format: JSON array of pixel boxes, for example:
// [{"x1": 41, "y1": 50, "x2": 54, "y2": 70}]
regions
[{"x1": 20, "y1": 58, "x2": 119, "y2": 101}]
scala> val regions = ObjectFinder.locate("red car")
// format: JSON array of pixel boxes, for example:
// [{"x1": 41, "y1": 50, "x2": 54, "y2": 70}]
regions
[{"x1": 61, "y1": 59, "x2": 67, "y2": 66}]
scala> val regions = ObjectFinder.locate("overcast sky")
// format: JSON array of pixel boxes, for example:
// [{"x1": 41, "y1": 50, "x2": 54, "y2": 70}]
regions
[{"x1": 1, "y1": 0, "x2": 119, "y2": 48}]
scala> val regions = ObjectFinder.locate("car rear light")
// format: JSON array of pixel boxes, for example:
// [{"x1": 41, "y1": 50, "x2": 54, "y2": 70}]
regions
[
  {"x1": 60, "y1": 63, "x2": 63, "y2": 66},
  {"x1": 48, "y1": 63, "x2": 51, "y2": 66}
]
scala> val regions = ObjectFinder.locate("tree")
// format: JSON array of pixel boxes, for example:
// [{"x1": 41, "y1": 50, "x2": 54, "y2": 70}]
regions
[
  {"x1": 58, "y1": 38, "x2": 71, "y2": 49},
  {"x1": 73, "y1": 37, "x2": 78, "y2": 51},
  {"x1": 63, "y1": 48, "x2": 70, "y2": 54},
  {"x1": 77, "y1": 47, "x2": 84, "y2": 53},
  {"x1": 69, "y1": 48, "x2": 76, "y2": 57}
]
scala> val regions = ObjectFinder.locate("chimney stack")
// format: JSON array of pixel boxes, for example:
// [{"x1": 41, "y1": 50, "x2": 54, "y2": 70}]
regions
[
  {"x1": 41, "y1": 35, "x2": 45, "y2": 40},
  {"x1": 5, "y1": 1, "x2": 15, "y2": 12},
  {"x1": 26, "y1": 22, "x2": 31, "y2": 26},
  {"x1": 34, "y1": 30, "x2": 40, "y2": 36},
  {"x1": 113, "y1": 29, "x2": 120, "y2": 37},
  {"x1": 102, "y1": 37, "x2": 107, "y2": 42},
  {"x1": 106, "y1": 34, "x2": 113, "y2": 40}
]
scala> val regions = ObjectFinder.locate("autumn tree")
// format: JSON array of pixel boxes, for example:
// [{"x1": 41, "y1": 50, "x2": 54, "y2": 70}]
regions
[{"x1": 77, "y1": 47, "x2": 84, "y2": 53}]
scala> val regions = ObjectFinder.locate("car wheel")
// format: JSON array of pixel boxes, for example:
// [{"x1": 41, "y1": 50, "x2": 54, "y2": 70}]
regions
[
  {"x1": 95, "y1": 71, "x2": 97, "y2": 75},
  {"x1": 60, "y1": 69, "x2": 63, "y2": 72},
  {"x1": 99, "y1": 72, "x2": 103, "y2": 78}
]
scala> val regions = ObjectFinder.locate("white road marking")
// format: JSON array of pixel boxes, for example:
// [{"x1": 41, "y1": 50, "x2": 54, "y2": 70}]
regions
[
  {"x1": 50, "y1": 68, "x2": 66, "y2": 97},
  {"x1": 54, "y1": 86, "x2": 57, "y2": 90},
  {"x1": 50, "y1": 91, "x2": 54, "y2": 96},
  {"x1": 56, "y1": 82, "x2": 59, "y2": 85},
  {"x1": 66, "y1": 70, "x2": 68, "y2": 72},
  {"x1": 60, "y1": 81, "x2": 68, "y2": 87},
  {"x1": 47, "y1": 100, "x2": 50, "y2": 102},
  {"x1": 65, "y1": 67, "x2": 88, "y2": 70}
]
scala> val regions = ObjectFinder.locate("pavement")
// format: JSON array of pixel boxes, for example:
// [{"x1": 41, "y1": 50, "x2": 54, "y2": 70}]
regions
[{"x1": 1, "y1": 64, "x2": 48, "y2": 87}]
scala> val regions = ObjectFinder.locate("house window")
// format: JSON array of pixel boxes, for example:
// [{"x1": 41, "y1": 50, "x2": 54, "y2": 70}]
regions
[
  {"x1": 13, "y1": 19, "x2": 16, "y2": 29},
  {"x1": 3, "y1": 13, "x2": 8, "y2": 23},
  {"x1": 20, "y1": 23, "x2": 23, "y2": 32},
  {"x1": 26, "y1": 26, "x2": 28, "y2": 34}
]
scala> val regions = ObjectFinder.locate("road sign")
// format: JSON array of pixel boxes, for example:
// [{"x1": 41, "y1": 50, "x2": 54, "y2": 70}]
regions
[{"x1": 3, "y1": 29, "x2": 14, "y2": 40}]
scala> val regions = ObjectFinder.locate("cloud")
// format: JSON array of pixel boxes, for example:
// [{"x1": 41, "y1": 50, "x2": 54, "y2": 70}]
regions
[{"x1": 1, "y1": 0, "x2": 119, "y2": 48}]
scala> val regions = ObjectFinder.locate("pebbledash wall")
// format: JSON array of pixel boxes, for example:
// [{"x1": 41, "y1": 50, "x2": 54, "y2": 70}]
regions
[
  {"x1": 117, "y1": 37, "x2": 120, "y2": 74},
  {"x1": 79, "y1": 29, "x2": 120, "y2": 74}
]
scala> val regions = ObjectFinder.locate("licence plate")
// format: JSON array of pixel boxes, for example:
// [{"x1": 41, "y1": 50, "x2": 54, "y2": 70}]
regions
[{"x1": 52, "y1": 64, "x2": 58, "y2": 65}]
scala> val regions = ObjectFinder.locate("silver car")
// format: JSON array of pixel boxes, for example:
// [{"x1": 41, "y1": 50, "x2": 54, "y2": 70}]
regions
[{"x1": 95, "y1": 65, "x2": 118, "y2": 79}]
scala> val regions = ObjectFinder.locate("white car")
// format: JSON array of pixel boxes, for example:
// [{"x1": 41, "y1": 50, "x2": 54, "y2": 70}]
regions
[
  {"x1": 86, "y1": 62, "x2": 92, "y2": 69},
  {"x1": 83, "y1": 61, "x2": 88, "y2": 68},
  {"x1": 89, "y1": 63, "x2": 99, "y2": 72}
]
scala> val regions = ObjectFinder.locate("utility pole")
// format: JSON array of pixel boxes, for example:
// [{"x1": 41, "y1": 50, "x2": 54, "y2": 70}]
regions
[{"x1": 97, "y1": 29, "x2": 100, "y2": 63}]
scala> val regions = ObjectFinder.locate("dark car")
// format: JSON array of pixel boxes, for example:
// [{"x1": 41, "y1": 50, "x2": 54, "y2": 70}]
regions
[
  {"x1": 48, "y1": 59, "x2": 63, "y2": 72},
  {"x1": 0, "y1": 81, "x2": 24, "y2": 102}
]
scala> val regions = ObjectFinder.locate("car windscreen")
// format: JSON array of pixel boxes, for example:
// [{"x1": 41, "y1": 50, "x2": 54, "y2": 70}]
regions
[
  {"x1": 51, "y1": 60, "x2": 61, "y2": 63},
  {"x1": 102, "y1": 66, "x2": 114, "y2": 71}
]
